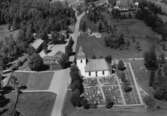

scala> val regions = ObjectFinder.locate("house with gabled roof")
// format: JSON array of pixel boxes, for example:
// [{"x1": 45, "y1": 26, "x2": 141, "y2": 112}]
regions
[{"x1": 76, "y1": 46, "x2": 111, "y2": 78}]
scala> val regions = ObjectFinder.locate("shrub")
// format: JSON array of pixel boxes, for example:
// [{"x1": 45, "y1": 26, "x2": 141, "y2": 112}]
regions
[
  {"x1": 154, "y1": 88, "x2": 165, "y2": 100},
  {"x1": 143, "y1": 96, "x2": 156, "y2": 109},
  {"x1": 105, "y1": 98, "x2": 114, "y2": 109},
  {"x1": 118, "y1": 60, "x2": 126, "y2": 71}
]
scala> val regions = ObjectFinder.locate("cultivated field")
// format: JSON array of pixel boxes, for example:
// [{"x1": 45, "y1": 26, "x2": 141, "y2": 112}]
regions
[
  {"x1": 3, "y1": 92, "x2": 56, "y2": 116},
  {"x1": 11, "y1": 71, "x2": 55, "y2": 90}
]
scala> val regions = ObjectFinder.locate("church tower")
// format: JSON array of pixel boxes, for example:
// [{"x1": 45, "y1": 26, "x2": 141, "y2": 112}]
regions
[{"x1": 76, "y1": 46, "x2": 86, "y2": 76}]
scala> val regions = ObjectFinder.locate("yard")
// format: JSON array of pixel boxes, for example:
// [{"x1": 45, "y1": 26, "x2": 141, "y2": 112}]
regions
[
  {"x1": 2, "y1": 92, "x2": 56, "y2": 116},
  {"x1": 10, "y1": 71, "x2": 55, "y2": 90}
]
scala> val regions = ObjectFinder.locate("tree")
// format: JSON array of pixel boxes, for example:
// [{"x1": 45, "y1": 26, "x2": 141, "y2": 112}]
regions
[
  {"x1": 105, "y1": 98, "x2": 114, "y2": 109},
  {"x1": 124, "y1": 84, "x2": 132, "y2": 93},
  {"x1": 0, "y1": 74, "x2": 26, "y2": 116},
  {"x1": 105, "y1": 55, "x2": 112, "y2": 64},
  {"x1": 9, "y1": 75, "x2": 26, "y2": 116},
  {"x1": 81, "y1": 98, "x2": 90, "y2": 109},
  {"x1": 28, "y1": 53, "x2": 44, "y2": 71},
  {"x1": 65, "y1": 37, "x2": 74, "y2": 57},
  {"x1": 143, "y1": 95, "x2": 156, "y2": 109},
  {"x1": 98, "y1": 21, "x2": 105, "y2": 33},
  {"x1": 118, "y1": 34, "x2": 125, "y2": 47},
  {"x1": 70, "y1": 65, "x2": 84, "y2": 107},
  {"x1": 58, "y1": 53, "x2": 69, "y2": 68},
  {"x1": 154, "y1": 88, "x2": 165, "y2": 100},
  {"x1": 118, "y1": 60, "x2": 126, "y2": 71},
  {"x1": 144, "y1": 45, "x2": 158, "y2": 86},
  {"x1": 70, "y1": 65, "x2": 83, "y2": 85},
  {"x1": 119, "y1": 72, "x2": 127, "y2": 82},
  {"x1": 0, "y1": 56, "x2": 5, "y2": 70},
  {"x1": 159, "y1": 53, "x2": 166, "y2": 65},
  {"x1": 70, "y1": 79, "x2": 84, "y2": 94},
  {"x1": 81, "y1": 21, "x2": 87, "y2": 32},
  {"x1": 70, "y1": 88, "x2": 82, "y2": 107},
  {"x1": 163, "y1": 63, "x2": 167, "y2": 76}
]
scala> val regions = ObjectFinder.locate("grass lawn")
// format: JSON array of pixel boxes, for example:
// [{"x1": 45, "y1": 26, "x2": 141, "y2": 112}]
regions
[
  {"x1": 12, "y1": 71, "x2": 54, "y2": 90},
  {"x1": 2, "y1": 92, "x2": 56, "y2": 116},
  {"x1": 77, "y1": 18, "x2": 160, "y2": 59}
]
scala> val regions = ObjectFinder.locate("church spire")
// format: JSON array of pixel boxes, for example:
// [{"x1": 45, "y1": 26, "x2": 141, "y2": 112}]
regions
[{"x1": 77, "y1": 46, "x2": 86, "y2": 59}]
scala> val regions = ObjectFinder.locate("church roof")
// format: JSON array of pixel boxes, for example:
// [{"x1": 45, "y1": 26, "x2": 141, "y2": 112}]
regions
[
  {"x1": 76, "y1": 46, "x2": 86, "y2": 59},
  {"x1": 85, "y1": 59, "x2": 110, "y2": 72}
]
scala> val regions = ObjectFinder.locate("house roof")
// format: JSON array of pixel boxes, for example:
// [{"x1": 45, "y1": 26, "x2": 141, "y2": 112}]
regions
[
  {"x1": 76, "y1": 46, "x2": 86, "y2": 59},
  {"x1": 40, "y1": 44, "x2": 66, "y2": 58},
  {"x1": 116, "y1": 0, "x2": 133, "y2": 9},
  {"x1": 43, "y1": 51, "x2": 64, "y2": 64},
  {"x1": 31, "y1": 39, "x2": 44, "y2": 50},
  {"x1": 85, "y1": 59, "x2": 110, "y2": 72}
]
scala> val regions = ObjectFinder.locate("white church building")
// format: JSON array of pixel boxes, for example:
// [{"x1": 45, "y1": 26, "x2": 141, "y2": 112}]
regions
[{"x1": 76, "y1": 47, "x2": 111, "y2": 78}]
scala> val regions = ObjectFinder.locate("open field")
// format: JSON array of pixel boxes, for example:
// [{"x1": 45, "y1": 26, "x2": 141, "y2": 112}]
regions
[
  {"x1": 11, "y1": 71, "x2": 54, "y2": 90},
  {"x1": 77, "y1": 18, "x2": 161, "y2": 58},
  {"x1": 3, "y1": 92, "x2": 56, "y2": 116}
]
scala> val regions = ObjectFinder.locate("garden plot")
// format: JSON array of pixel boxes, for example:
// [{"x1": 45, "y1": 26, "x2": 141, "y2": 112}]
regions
[{"x1": 83, "y1": 63, "x2": 144, "y2": 107}]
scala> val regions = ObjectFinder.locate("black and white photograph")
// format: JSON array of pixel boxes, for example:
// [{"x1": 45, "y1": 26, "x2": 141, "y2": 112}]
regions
[{"x1": 0, "y1": 0, "x2": 167, "y2": 116}]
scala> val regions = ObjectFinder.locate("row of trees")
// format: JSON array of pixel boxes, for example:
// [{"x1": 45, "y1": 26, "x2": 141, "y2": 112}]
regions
[
  {"x1": 143, "y1": 44, "x2": 167, "y2": 100},
  {"x1": 0, "y1": 74, "x2": 27, "y2": 116},
  {"x1": 87, "y1": 5, "x2": 106, "y2": 23},
  {"x1": 136, "y1": 1, "x2": 165, "y2": 39},
  {"x1": 144, "y1": 45, "x2": 158, "y2": 87},
  {"x1": 69, "y1": 65, "x2": 90, "y2": 108}
]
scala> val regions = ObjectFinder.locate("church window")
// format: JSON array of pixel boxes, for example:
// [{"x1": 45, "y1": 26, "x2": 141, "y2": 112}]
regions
[
  {"x1": 89, "y1": 72, "x2": 91, "y2": 76},
  {"x1": 102, "y1": 71, "x2": 105, "y2": 75}
]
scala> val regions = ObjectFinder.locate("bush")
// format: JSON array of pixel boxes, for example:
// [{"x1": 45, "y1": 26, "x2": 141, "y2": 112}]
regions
[
  {"x1": 81, "y1": 98, "x2": 90, "y2": 109},
  {"x1": 105, "y1": 99, "x2": 114, "y2": 109},
  {"x1": 118, "y1": 60, "x2": 126, "y2": 71},
  {"x1": 29, "y1": 53, "x2": 44, "y2": 71},
  {"x1": 70, "y1": 89, "x2": 82, "y2": 107},
  {"x1": 154, "y1": 88, "x2": 165, "y2": 100},
  {"x1": 143, "y1": 96, "x2": 156, "y2": 109},
  {"x1": 124, "y1": 85, "x2": 132, "y2": 93}
]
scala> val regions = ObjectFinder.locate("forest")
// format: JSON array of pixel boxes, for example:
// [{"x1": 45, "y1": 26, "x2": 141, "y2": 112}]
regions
[{"x1": 0, "y1": 0, "x2": 76, "y2": 69}]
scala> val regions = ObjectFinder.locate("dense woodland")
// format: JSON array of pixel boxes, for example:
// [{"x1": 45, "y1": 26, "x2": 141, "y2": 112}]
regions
[
  {"x1": 136, "y1": 1, "x2": 167, "y2": 40},
  {"x1": 0, "y1": 0, "x2": 76, "y2": 69}
]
